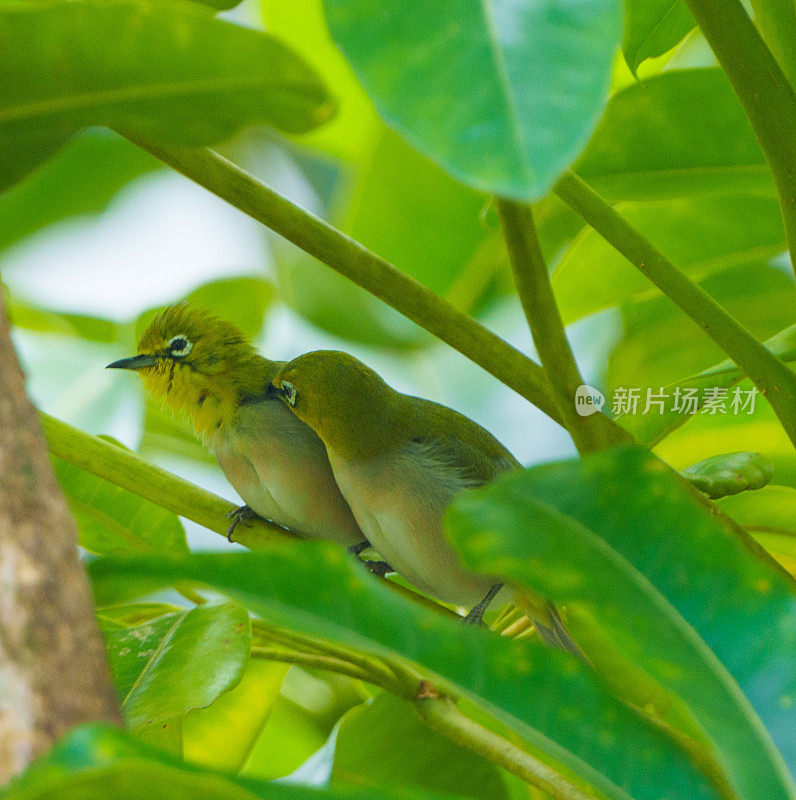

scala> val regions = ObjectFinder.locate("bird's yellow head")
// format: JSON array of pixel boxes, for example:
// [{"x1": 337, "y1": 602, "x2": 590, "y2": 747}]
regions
[
  {"x1": 107, "y1": 304, "x2": 272, "y2": 438},
  {"x1": 269, "y1": 350, "x2": 403, "y2": 460}
]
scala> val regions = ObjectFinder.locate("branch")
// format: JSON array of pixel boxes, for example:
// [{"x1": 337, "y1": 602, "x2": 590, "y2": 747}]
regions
[
  {"x1": 416, "y1": 694, "x2": 598, "y2": 800},
  {"x1": 497, "y1": 199, "x2": 622, "y2": 453},
  {"x1": 683, "y1": 0, "x2": 796, "y2": 262},
  {"x1": 0, "y1": 301, "x2": 121, "y2": 781},
  {"x1": 122, "y1": 136, "x2": 569, "y2": 429},
  {"x1": 555, "y1": 170, "x2": 796, "y2": 449}
]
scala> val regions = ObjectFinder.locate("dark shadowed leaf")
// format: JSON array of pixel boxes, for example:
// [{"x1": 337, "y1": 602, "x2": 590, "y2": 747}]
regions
[
  {"x1": 90, "y1": 544, "x2": 723, "y2": 800},
  {"x1": 622, "y1": 0, "x2": 695, "y2": 74}
]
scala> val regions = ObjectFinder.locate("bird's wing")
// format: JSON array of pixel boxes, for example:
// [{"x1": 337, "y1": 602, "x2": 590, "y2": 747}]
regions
[{"x1": 406, "y1": 431, "x2": 518, "y2": 492}]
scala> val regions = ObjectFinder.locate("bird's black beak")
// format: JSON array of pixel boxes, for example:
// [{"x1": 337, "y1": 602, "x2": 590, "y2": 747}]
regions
[{"x1": 106, "y1": 354, "x2": 159, "y2": 371}]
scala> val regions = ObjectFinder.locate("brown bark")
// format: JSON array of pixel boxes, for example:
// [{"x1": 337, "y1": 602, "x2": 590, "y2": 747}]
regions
[{"x1": 0, "y1": 295, "x2": 121, "y2": 782}]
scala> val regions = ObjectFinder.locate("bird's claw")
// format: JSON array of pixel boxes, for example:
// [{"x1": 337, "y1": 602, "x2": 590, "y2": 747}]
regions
[
  {"x1": 226, "y1": 504, "x2": 259, "y2": 542},
  {"x1": 363, "y1": 560, "x2": 393, "y2": 578}
]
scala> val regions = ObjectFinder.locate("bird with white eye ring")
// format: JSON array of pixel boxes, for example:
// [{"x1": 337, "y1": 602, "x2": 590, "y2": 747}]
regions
[
  {"x1": 268, "y1": 349, "x2": 585, "y2": 649},
  {"x1": 106, "y1": 305, "x2": 390, "y2": 576}
]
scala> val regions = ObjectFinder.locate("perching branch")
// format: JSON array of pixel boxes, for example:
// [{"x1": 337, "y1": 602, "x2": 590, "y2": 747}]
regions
[
  {"x1": 683, "y1": 0, "x2": 796, "y2": 262},
  {"x1": 555, "y1": 170, "x2": 796, "y2": 449},
  {"x1": 497, "y1": 199, "x2": 622, "y2": 454},
  {"x1": 0, "y1": 300, "x2": 121, "y2": 781}
]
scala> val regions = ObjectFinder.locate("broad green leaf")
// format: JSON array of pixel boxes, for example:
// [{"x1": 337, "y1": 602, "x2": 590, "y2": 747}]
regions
[
  {"x1": 4, "y1": 724, "x2": 446, "y2": 800},
  {"x1": 0, "y1": 0, "x2": 335, "y2": 189},
  {"x1": 323, "y1": 0, "x2": 622, "y2": 200},
  {"x1": 553, "y1": 195, "x2": 786, "y2": 325},
  {"x1": 447, "y1": 445, "x2": 795, "y2": 799},
  {"x1": 53, "y1": 456, "x2": 188, "y2": 557},
  {"x1": 261, "y1": 0, "x2": 380, "y2": 161},
  {"x1": 331, "y1": 693, "x2": 510, "y2": 800},
  {"x1": 184, "y1": 659, "x2": 289, "y2": 773},
  {"x1": 682, "y1": 452, "x2": 774, "y2": 499},
  {"x1": 575, "y1": 69, "x2": 774, "y2": 202},
  {"x1": 0, "y1": 130, "x2": 158, "y2": 255},
  {"x1": 607, "y1": 265, "x2": 796, "y2": 445},
  {"x1": 90, "y1": 545, "x2": 723, "y2": 800},
  {"x1": 101, "y1": 601, "x2": 251, "y2": 733},
  {"x1": 719, "y1": 485, "x2": 796, "y2": 572},
  {"x1": 622, "y1": 0, "x2": 695, "y2": 74},
  {"x1": 275, "y1": 129, "x2": 492, "y2": 349}
]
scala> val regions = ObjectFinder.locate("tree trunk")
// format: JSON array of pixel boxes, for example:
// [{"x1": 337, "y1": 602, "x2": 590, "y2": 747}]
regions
[{"x1": 0, "y1": 295, "x2": 121, "y2": 782}]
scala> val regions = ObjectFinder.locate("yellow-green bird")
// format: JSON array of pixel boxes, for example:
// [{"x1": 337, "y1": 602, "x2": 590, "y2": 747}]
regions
[
  {"x1": 268, "y1": 349, "x2": 579, "y2": 643},
  {"x1": 106, "y1": 305, "x2": 377, "y2": 558}
]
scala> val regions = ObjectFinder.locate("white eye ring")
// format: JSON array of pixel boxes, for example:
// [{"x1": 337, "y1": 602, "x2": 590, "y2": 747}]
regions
[
  {"x1": 167, "y1": 334, "x2": 193, "y2": 358},
  {"x1": 281, "y1": 381, "x2": 297, "y2": 407}
]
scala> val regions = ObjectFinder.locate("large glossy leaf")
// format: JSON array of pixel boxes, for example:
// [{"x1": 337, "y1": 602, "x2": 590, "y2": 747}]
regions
[
  {"x1": 90, "y1": 545, "x2": 722, "y2": 800},
  {"x1": 0, "y1": 130, "x2": 158, "y2": 255},
  {"x1": 261, "y1": 0, "x2": 380, "y2": 162},
  {"x1": 0, "y1": 0, "x2": 334, "y2": 189},
  {"x1": 622, "y1": 0, "x2": 695, "y2": 74},
  {"x1": 607, "y1": 265, "x2": 796, "y2": 445},
  {"x1": 331, "y1": 693, "x2": 510, "y2": 799},
  {"x1": 53, "y1": 456, "x2": 188, "y2": 556},
  {"x1": 553, "y1": 195, "x2": 786, "y2": 325},
  {"x1": 574, "y1": 69, "x2": 774, "y2": 202},
  {"x1": 183, "y1": 659, "x2": 289, "y2": 773},
  {"x1": 100, "y1": 601, "x2": 251, "y2": 734},
  {"x1": 447, "y1": 446, "x2": 795, "y2": 800},
  {"x1": 4, "y1": 724, "x2": 449, "y2": 800},
  {"x1": 274, "y1": 129, "x2": 493, "y2": 349},
  {"x1": 323, "y1": 0, "x2": 622, "y2": 200}
]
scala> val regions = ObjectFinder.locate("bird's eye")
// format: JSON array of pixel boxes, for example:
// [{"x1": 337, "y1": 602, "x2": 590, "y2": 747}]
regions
[
  {"x1": 281, "y1": 381, "x2": 297, "y2": 407},
  {"x1": 167, "y1": 334, "x2": 193, "y2": 358}
]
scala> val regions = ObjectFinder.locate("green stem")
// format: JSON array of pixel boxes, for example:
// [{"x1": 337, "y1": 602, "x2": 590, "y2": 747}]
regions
[
  {"x1": 555, "y1": 170, "x2": 796, "y2": 448},
  {"x1": 497, "y1": 199, "x2": 622, "y2": 454},
  {"x1": 683, "y1": 0, "x2": 796, "y2": 262},
  {"x1": 416, "y1": 696, "x2": 597, "y2": 800},
  {"x1": 123, "y1": 136, "x2": 566, "y2": 428},
  {"x1": 250, "y1": 645, "x2": 380, "y2": 686}
]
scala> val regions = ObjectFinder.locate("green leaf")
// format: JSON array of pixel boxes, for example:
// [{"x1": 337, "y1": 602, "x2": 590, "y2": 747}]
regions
[
  {"x1": 607, "y1": 265, "x2": 796, "y2": 445},
  {"x1": 53, "y1": 456, "x2": 188, "y2": 557},
  {"x1": 0, "y1": 0, "x2": 335, "y2": 189},
  {"x1": 682, "y1": 452, "x2": 774, "y2": 499},
  {"x1": 331, "y1": 693, "x2": 510, "y2": 800},
  {"x1": 90, "y1": 545, "x2": 723, "y2": 800},
  {"x1": 5, "y1": 724, "x2": 446, "y2": 800},
  {"x1": 183, "y1": 659, "x2": 289, "y2": 773},
  {"x1": 275, "y1": 129, "x2": 494, "y2": 349},
  {"x1": 261, "y1": 0, "x2": 380, "y2": 162},
  {"x1": 447, "y1": 446, "x2": 795, "y2": 800},
  {"x1": 101, "y1": 601, "x2": 251, "y2": 733},
  {"x1": 553, "y1": 195, "x2": 786, "y2": 325},
  {"x1": 323, "y1": 0, "x2": 622, "y2": 200},
  {"x1": 96, "y1": 602, "x2": 184, "y2": 628},
  {"x1": 718, "y1": 485, "x2": 796, "y2": 570},
  {"x1": 575, "y1": 69, "x2": 774, "y2": 202},
  {"x1": 622, "y1": 0, "x2": 695, "y2": 74},
  {"x1": 0, "y1": 130, "x2": 158, "y2": 255}
]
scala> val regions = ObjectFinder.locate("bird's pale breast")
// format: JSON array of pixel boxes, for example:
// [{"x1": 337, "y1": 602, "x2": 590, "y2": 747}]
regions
[
  {"x1": 212, "y1": 399, "x2": 363, "y2": 548},
  {"x1": 327, "y1": 442, "x2": 502, "y2": 607}
]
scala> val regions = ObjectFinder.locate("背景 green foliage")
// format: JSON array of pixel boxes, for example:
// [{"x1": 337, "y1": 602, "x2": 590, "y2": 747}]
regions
[{"x1": 1, "y1": 0, "x2": 794, "y2": 798}]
